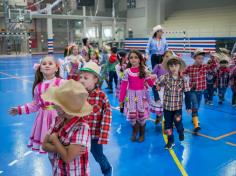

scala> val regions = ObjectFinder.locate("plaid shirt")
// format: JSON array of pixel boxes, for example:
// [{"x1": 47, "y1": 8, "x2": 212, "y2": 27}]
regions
[
  {"x1": 184, "y1": 61, "x2": 217, "y2": 91},
  {"x1": 157, "y1": 73, "x2": 191, "y2": 111},
  {"x1": 49, "y1": 116, "x2": 90, "y2": 176},
  {"x1": 217, "y1": 67, "x2": 230, "y2": 88},
  {"x1": 87, "y1": 88, "x2": 112, "y2": 144}
]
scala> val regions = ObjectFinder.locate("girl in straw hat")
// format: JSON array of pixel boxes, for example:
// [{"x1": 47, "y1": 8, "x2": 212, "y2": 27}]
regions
[
  {"x1": 156, "y1": 56, "x2": 191, "y2": 149},
  {"x1": 42, "y1": 80, "x2": 92, "y2": 176},
  {"x1": 119, "y1": 50, "x2": 156, "y2": 143},
  {"x1": 145, "y1": 25, "x2": 168, "y2": 69},
  {"x1": 9, "y1": 55, "x2": 63, "y2": 154},
  {"x1": 79, "y1": 62, "x2": 113, "y2": 176}
]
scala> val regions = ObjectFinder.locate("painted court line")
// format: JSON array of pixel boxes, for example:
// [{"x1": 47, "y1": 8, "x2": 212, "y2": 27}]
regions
[
  {"x1": 0, "y1": 71, "x2": 32, "y2": 83},
  {"x1": 8, "y1": 160, "x2": 18, "y2": 166},
  {"x1": 162, "y1": 121, "x2": 188, "y2": 176},
  {"x1": 23, "y1": 151, "x2": 33, "y2": 157},
  {"x1": 226, "y1": 142, "x2": 236, "y2": 147},
  {"x1": 215, "y1": 131, "x2": 236, "y2": 140},
  {"x1": 0, "y1": 75, "x2": 34, "y2": 80}
]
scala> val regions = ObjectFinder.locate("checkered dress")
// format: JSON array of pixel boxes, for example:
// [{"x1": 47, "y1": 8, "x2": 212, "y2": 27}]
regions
[
  {"x1": 157, "y1": 74, "x2": 190, "y2": 111},
  {"x1": 49, "y1": 116, "x2": 90, "y2": 176},
  {"x1": 87, "y1": 88, "x2": 112, "y2": 144}
]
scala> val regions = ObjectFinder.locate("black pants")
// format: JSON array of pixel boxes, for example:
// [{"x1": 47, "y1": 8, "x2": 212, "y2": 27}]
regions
[
  {"x1": 232, "y1": 91, "x2": 236, "y2": 105},
  {"x1": 152, "y1": 85, "x2": 160, "y2": 101},
  {"x1": 151, "y1": 54, "x2": 163, "y2": 69},
  {"x1": 164, "y1": 109, "x2": 184, "y2": 143},
  {"x1": 109, "y1": 71, "x2": 118, "y2": 89}
]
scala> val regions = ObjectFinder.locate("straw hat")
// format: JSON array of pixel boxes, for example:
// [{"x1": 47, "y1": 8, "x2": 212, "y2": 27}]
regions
[
  {"x1": 192, "y1": 48, "x2": 205, "y2": 58},
  {"x1": 218, "y1": 53, "x2": 230, "y2": 63},
  {"x1": 152, "y1": 25, "x2": 163, "y2": 36},
  {"x1": 80, "y1": 61, "x2": 101, "y2": 78},
  {"x1": 219, "y1": 48, "x2": 230, "y2": 55},
  {"x1": 163, "y1": 56, "x2": 186, "y2": 71},
  {"x1": 41, "y1": 80, "x2": 92, "y2": 116}
]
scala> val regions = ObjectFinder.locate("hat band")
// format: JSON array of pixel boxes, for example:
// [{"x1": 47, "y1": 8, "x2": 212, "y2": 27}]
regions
[{"x1": 80, "y1": 68, "x2": 99, "y2": 76}]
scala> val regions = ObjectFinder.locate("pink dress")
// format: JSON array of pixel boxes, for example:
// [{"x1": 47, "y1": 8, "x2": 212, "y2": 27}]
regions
[
  {"x1": 17, "y1": 77, "x2": 63, "y2": 153},
  {"x1": 119, "y1": 67, "x2": 155, "y2": 125}
]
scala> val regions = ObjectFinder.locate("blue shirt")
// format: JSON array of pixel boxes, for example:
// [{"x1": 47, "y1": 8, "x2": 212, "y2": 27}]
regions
[{"x1": 145, "y1": 37, "x2": 168, "y2": 57}]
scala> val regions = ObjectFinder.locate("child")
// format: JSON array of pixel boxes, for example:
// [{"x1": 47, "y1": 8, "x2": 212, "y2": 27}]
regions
[
  {"x1": 42, "y1": 80, "x2": 92, "y2": 175},
  {"x1": 151, "y1": 50, "x2": 173, "y2": 124},
  {"x1": 119, "y1": 50, "x2": 156, "y2": 142},
  {"x1": 9, "y1": 55, "x2": 63, "y2": 153},
  {"x1": 217, "y1": 55, "x2": 230, "y2": 104},
  {"x1": 81, "y1": 38, "x2": 93, "y2": 62},
  {"x1": 230, "y1": 65, "x2": 236, "y2": 106},
  {"x1": 183, "y1": 49, "x2": 217, "y2": 132},
  {"x1": 107, "y1": 46, "x2": 119, "y2": 93},
  {"x1": 99, "y1": 45, "x2": 110, "y2": 88},
  {"x1": 115, "y1": 50, "x2": 127, "y2": 113},
  {"x1": 204, "y1": 58, "x2": 217, "y2": 105},
  {"x1": 156, "y1": 56, "x2": 191, "y2": 149},
  {"x1": 79, "y1": 62, "x2": 113, "y2": 176},
  {"x1": 64, "y1": 44, "x2": 84, "y2": 81}
]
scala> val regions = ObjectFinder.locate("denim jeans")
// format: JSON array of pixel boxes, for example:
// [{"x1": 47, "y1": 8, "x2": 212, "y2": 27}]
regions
[
  {"x1": 91, "y1": 139, "x2": 112, "y2": 176},
  {"x1": 152, "y1": 85, "x2": 160, "y2": 101},
  {"x1": 108, "y1": 71, "x2": 118, "y2": 90},
  {"x1": 190, "y1": 90, "x2": 203, "y2": 116},
  {"x1": 204, "y1": 84, "x2": 214, "y2": 101},
  {"x1": 232, "y1": 90, "x2": 236, "y2": 105},
  {"x1": 218, "y1": 87, "x2": 227, "y2": 102}
]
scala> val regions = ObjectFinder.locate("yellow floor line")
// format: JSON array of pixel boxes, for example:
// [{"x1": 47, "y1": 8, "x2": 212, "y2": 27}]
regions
[
  {"x1": 184, "y1": 129, "x2": 217, "y2": 140},
  {"x1": 161, "y1": 121, "x2": 188, "y2": 176}
]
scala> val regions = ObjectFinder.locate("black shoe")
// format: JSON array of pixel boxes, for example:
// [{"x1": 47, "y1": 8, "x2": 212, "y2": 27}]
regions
[
  {"x1": 218, "y1": 101, "x2": 223, "y2": 104},
  {"x1": 164, "y1": 142, "x2": 175, "y2": 150},
  {"x1": 120, "y1": 107, "x2": 124, "y2": 113},
  {"x1": 193, "y1": 126, "x2": 201, "y2": 133},
  {"x1": 179, "y1": 133, "x2": 184, "y2": 141}
]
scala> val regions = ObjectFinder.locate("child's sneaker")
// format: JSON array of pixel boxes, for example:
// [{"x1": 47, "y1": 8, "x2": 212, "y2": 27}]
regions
[
  {"x1": 179, "y1": 133, "x2": 184, "y2": 141},
  {"x1": 165, "y1": 142, "x2": 175, "y2": 149},
  {"x1": 208, "y1": 101, "x2": 213, "y2": 105}
]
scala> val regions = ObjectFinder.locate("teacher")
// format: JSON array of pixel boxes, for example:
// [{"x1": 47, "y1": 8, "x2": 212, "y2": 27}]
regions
[{"x1": 145, "y1": 25, "x2": 168, "y2": 69}]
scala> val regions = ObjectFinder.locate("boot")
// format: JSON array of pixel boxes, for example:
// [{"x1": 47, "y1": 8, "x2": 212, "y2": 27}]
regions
[
  {"x1": 155, "y1": 115, "x2": 162, "y2": 125},
  {"x1": 192, "y1": 116, "x2": 201, "y2": 132},
  {"x1": 131, "y1": 123, "x2": 139, "y2": 142},
  {"x1": 138, "y1": 124, "x2": 145, "y2": 142}
]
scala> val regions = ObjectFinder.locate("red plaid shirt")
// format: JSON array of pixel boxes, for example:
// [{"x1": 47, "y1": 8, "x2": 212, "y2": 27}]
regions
[
  {"x1": 87, "y1": 88, "x2": 112, "y2": 144},
  {"x1": 49, "y1": 116, "x2": 90, "y2": 176},
  {"x1": 157, "y1": 74, "x2": 190, "y2": 111},
  {"x1": 183, "y1": 61, "x2": 217, "y2": 91}
]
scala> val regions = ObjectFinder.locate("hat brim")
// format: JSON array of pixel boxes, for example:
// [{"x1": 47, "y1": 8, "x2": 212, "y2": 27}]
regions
[
  {"x1": 163, "y1": 57, "x2": 186, "y2": 71},
  {"x1": 193, "y1": 52, "x2": 205, "y2": 58},
  {"x1": 80, "y1": 68, "x2": 101, "y2": 80},
  {"x1": 42, "y1": 87, "x2": 93, "y2": 117}
]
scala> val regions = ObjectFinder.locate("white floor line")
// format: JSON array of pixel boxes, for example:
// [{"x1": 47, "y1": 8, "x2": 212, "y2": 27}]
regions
[
  {"x1": 23, "y1": 151, "x2": 33, "y2": 157},
  {"x1": 8, "y1": 160, "x2": 18, "y2": 166},
  {"x1": 0, "y1": 75, "x2": 34, "y2": 80}
]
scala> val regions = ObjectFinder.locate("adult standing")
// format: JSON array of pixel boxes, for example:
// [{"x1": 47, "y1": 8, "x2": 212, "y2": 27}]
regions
[
  {"x1": 81, "y1": 37, "x2": 93, "y2": 62},
  {"x1": 146, "y1": 25, "x2": 168, "y2": 69}
]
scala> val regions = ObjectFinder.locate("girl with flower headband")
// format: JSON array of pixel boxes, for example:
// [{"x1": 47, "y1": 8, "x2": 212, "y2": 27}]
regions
[
  {"x1": 63, "y1": 44, "x2": 84, "y2": 81},
  {"x1": 8, "y1": 55, "x2": 64, "y2": 154},
  {"x1": 119, "y1": 50, "x2": 156, "y2": 142}
]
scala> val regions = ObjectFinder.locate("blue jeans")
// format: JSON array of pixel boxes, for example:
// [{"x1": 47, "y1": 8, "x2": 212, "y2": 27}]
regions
[
  {"x1": 91, "y1": 139, "x2": 112, "y2": 176},
  {"x1": 204, "y1": 84, "x2": 214, "y2": 101},
  {"x1": 218, "y1": 87, "x2": 227, "y2": 102},
  {"x1": 190, "y1": 90, "x2": 203, "y2": 116}
]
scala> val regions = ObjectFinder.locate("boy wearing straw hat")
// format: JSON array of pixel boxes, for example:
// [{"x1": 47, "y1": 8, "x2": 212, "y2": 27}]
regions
[
  {"x1": 79, "y1": 62, "x2": 113, "y2": 176},
  {"x1": 183, "y1": 49, "x2": 217, "y2": 132},
  {"x1": 216, "y1": 54, "x2": 230, "y2": 104},
  {"x1": 42, "y1": 80, "x2": 92, "y2": 176},
  {"x1": 156, "y1": 56, "x2": 191, "y2": 149}
]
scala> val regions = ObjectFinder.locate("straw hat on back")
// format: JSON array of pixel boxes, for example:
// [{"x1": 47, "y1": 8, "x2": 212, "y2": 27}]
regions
[{"x1": 42, "y1": 80, "x2": 92, "y2": 116}]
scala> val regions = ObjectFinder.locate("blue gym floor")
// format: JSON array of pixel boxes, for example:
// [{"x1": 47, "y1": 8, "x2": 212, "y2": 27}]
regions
[{"x1": 0, "y1": 55, "x2": 236, "y2": 176}]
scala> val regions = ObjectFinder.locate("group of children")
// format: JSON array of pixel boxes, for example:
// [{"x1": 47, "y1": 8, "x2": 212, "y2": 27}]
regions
[{"x1": 8, "y1": 39, "x2": 236, "y2": 174}]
